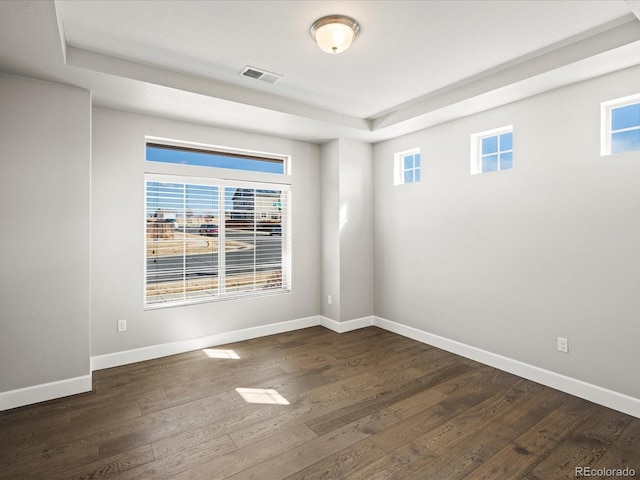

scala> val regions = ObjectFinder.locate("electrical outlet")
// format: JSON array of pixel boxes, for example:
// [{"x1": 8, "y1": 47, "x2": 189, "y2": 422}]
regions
[
  {"x1": 557, "y1": 336, "x2": 568, "y2": 353},
  {"x1": 327, "y1": 295, "x2": 332, "y2": 305},
  {"x1": 117, "y1": 319, "x2": 127, "y2": 332}
]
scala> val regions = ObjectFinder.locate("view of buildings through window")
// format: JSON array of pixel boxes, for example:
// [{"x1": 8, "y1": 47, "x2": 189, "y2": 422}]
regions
[{"x1": 144, "y1": 144, "x2": 289, "y2": 308}]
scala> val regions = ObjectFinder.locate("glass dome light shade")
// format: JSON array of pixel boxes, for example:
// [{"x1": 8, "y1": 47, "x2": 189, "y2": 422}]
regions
[{"x1": 310, "y1": 15, "x2": 360, "y2": 54}]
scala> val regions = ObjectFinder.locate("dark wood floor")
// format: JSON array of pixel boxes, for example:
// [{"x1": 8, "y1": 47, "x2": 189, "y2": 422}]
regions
[{"x1": 1, "y1": 326, "x2": 638, "y2": 479}]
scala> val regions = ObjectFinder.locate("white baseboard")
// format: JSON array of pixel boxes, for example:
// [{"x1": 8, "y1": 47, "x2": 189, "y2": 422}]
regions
[
  {"x1": 0, "y1": 375, "x2": 92, "y2": 412},
  {"x1": 374, "y1": 316, "x2": 640, "y2": 419},
  {"x1": 9, "y1": 314, "x2": 636, "y2": 418},
  {"x1": 91, "y1": 314, "x2": 375, "y2": 371},
  {"x1": 320, "y1": 315, "x2": 374, "y2": 333},
  {"x1": 91, "y1": 315, "x2": 321, "y2": 371}
]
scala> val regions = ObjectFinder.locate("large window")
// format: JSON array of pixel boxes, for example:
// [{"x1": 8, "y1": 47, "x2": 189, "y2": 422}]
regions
[
  {"x1": 471, "y1": 126, "x2": 513, "y2": 174},
  {"x1": 601, "y1": 94, "x2": 640, "y2": 155},
  {"x1": 144, "y1": 142, "x2": 290, "y2": 308}
]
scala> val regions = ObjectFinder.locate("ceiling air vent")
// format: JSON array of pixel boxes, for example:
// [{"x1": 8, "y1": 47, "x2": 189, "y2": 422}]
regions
[{"x1": 240, "y1": 66, "x2": 282, "y2": 84}]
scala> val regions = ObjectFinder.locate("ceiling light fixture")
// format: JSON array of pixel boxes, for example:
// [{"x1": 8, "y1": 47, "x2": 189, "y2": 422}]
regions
[{"x1": 310, "y1": 15, "x2": 360, "y2": 54}]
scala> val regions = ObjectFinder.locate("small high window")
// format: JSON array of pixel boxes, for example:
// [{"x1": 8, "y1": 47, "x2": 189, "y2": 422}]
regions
[
  {"x1": 146, "y1": 142, "x2": 287, "y2": 174},
  {"x1": 394, "y1": 148, "x2": 421, "y2": 185},
  {"x1": 471, "y1": 126, "x2": 513, "y2": 175},
  {"x1": 601, "y1": 94, "x2": 640, "y2": 155}
]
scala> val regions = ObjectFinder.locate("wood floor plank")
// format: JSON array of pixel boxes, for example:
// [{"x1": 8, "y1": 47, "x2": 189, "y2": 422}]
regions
[
  {"x1": 142, "y1": 365, "x2": 286, "y2": 414},
  {"x1": 228, "y1": 352, "x2": 459, "y2": 450},
  {"x1": 591, "y1": 417, "x2": 640, "y2": 473},
  {"x1": 371, "y1": 346, "x2": 456, "y2": 380},
  {"x1": 0, "y1": 430, "x2": 32, "y2": 462},
  {"x1": 380, "y1": 367, "x2": 486, "y2": 420},
  {"x1": 405, "y1": 379, "x2": 539, "y2": 457},
  {"x1": 228, "y1": 371, "x2": 381, "y2": 448},
  {"x1": 167, "y1": 424, "x2": 318, "y2": 480},
  {"x1": 51, "y1": 444, "x2": 155, "y2": 480},
  {"x1": 114, "y1": 430, "x2": 237, "y2": 480},
  {"x1": 465, "y1": 396, "x2": 602, "y2": 480},
  {"x1": 223, "y1": 411, "x2": 388, "y2": 480},
  {"x1": 0, "y1": 409, "x2": 71, "y2": 433},
  {"x1": 370, "y1": 368, "x2": 515, "y2": 453},
  {"x1": 27, "y1": 391, "x2": 235, "y2": 457},
  {"x1": 526, "y1": 406, "x2": 634, "y2": 479},
  {"x1": 346, "y1": 441, "x2": 436, "y2": 480},
  {"x1": 96, "y1": 391, "x2": 269, "y2": 459},
  {"x1": 1, "y1": 326, "x2": 637, "y2": 480},
  {"x1": 281, "y1": 438, "x2": 386, "y2": 480},
  {"x1": 0, "y1": 441, "x2": 99, "y2": 480},
  {"x1": 70, "y1": 402, "x2": 142, "y2": 425},
  {"x1": 0, "y1": 395, "x2": 86, "y2": 428},
  {"x1": 399, "y1": 385, "x2": 566, "y2": 480},
  {"x1": 307, "y1": 360, "x2": 476, "y2": 437}
]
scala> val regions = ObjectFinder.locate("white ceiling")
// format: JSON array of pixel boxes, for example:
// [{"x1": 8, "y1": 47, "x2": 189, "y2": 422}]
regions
[{"x1": 1, "y1": 1, "x2": 640, "y2": 143}]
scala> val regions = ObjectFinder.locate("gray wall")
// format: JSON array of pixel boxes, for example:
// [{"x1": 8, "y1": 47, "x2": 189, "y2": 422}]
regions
[
  {"x1": 320, "y1": 139, "x2": 373, "y2": 322},
  {"x1": 0, "y1": 73, "x2": 91, "y2": 392},
  {"x1": 3, "y1": 61, "x2": 639, "y2": 410},
  {"x1": 339, "y1": 139, "x2": 374, "y2": 321},
  {"x1": 320, "y1": 140, "x2": 341, "y2": 320},
  {"x1": 373, "y1": 64, "x2": 640, "y2": 399},
  {"x1": 91, "y1": 109, "x2": 321, "y2": 356}
]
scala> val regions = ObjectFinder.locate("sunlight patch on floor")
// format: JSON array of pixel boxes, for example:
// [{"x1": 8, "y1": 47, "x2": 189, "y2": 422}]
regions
[
  {"x1": 235, "y1": 388, "x2": 290, "y2": 405},
  {"x1": 203, "y1": 348, "x2": 240, "y2": 359}
]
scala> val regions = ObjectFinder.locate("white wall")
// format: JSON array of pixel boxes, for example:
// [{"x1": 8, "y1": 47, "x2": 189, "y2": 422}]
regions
[
  {"x1": 91, "y1": 109, "x2": 321, "y2": 357},
  {"x1": 0, "y1": 74, "x2": 91, "y2": 402},
  {"x1": 373, "y1": 64, "x2": 640, "y2": 399}
]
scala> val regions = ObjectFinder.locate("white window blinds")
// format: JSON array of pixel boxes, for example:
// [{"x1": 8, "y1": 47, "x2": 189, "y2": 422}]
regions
[{"x1": 145, "y1": 174, "x2": 290, "y2": 308}]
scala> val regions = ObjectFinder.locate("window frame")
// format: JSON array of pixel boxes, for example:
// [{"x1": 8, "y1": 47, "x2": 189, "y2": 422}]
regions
[
  {"x1": 145, "y1": 136, "x2": 290, "y2": 175},
  {"x1": 470, "y1": 125, "x2": 513, "y2": 175},
  {"x1": 601, "y1": 93, "x2": 640, "y2": 156},
  {"x1": 394, "y1": 148, "x2": 421, "y2": 185}
]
